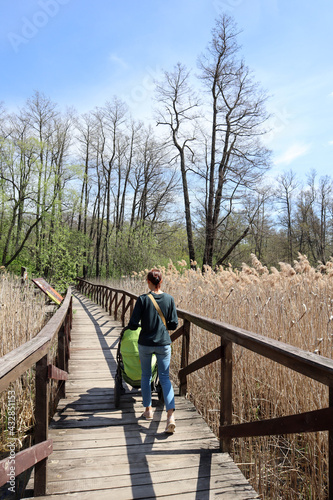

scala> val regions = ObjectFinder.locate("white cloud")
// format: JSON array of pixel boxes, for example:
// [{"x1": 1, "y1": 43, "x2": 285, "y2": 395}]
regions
[
  {"x1": 274, "y1": 143, "x2": 311, "y2": 166},
  {"x1": 109, "y1": 53, "x2": 128, "y2": 70},
  {"x1": 329, "y1": 140, "x2": 333, "y2": 146}
]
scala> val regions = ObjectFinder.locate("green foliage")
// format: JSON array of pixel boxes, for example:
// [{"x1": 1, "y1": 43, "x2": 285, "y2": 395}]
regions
[
  {"x1": 43, "y1": 225, "x2": 89, "y2": 292},
  {"x1": 109, "y1": 224, "x2": 160, "y2": 277},
  {"x1": 156, "y1": 224, "x2": 190, "y2": 265}
]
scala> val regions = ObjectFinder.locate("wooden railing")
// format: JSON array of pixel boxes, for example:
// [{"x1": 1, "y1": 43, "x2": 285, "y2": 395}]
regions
[
  {"x1": 0, "y1": 287, "x2": 72, "y2": 497},
  {"x1": 76, "y1": 278, "x2": 333, "y2": 499}
]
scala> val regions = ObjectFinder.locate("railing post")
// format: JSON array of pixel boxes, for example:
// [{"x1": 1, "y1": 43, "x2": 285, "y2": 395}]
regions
[
  {"x1": 65, "y1": 314, "x2": 71, "y2": 369},
  {"x1": 114, "y1": 292, "x2": 118, "y2": 321},
  {"x1": 57, "y1": 322, "x2": 66, "y2": 400},
  {"x1": 220, "y1": 339, "x2": 233, "y2": 453},
  {"x1": 329, "y1": 386, "x2": 333, "y2": 500},
  {"x1": 180, "y1": 320, "x2": 190, "y2": 396},
  {"x1": 104, "y1": 288, "x2": 107, "y2": 310},
  {"x1": 109, "y1": 290, "x2": 113, "y2": 316},
  {"x1": 21, "y1": 266, "x2": 28, "y2": 286},
  {"x1": 121, "y1": 294, "x2": 126, "y2": 326},
  {"x1": 34, "y1": 353, "x2": 49, "y2": 496},
  {"x1": 69, "y1": 295, "x2": 73, "y2": 330}
]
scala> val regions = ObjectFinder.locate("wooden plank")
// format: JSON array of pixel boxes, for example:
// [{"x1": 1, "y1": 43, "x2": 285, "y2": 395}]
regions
[
  {"x1": 0, "y1": 440, "x2": 53, "y2": 487},
  {"x1": 46, "y1": 464, "x2": 226, "y2": 493},
  {"x1": 46, "y1": 439, "x2": 220, "y2": 473},
  {"x1": 44, "y1": 455, "x2": 255, "y2": 495},
  {"x1": 49, "y1": 431, "x2": 216, "y2": 456},
  {"x1": 30, "y1": 472, "x2": 259, "y2": 500}
]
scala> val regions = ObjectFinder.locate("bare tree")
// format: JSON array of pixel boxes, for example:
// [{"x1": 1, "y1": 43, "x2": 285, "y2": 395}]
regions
[
  {"x1": 198, "y1": 14, "x2": 271, "y2": 268},
  {"x1": 23, "y1": 91, "x2": 59, "y2": 271},
  {"x1": 276, "y1": 169, "x2": 299, "y2": 262},
  {"x1": 155, "y1": 62, "x2": 199, "y2": 267},
  {"x1": 93, "y1": 98, "x2": 128, "y2": 277},
  {"x1": 295, "y1": 172, "x2": 333, "y2": 264},
  {"x1": 129, "y1": 126, "x2": 179, "y2": 228},
  {"x1": 75, "y1": 112, "x2": 98, "y2": 277},
  {"x1": 317, "y1": 175, "x2": 332, "y2": 264}
]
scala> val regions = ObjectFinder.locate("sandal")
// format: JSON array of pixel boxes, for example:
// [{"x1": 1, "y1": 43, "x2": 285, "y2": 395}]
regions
[
  {"x1": 165, "y1": 415, "x2": 176, "y2": 433},
  {"x1": 141, "y1": 410, "x2": 153, "y2": 420}
]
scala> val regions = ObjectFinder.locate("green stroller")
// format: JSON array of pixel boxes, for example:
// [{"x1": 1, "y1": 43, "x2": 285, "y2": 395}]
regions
[{"x1": 114, "y1": 326, "x2": 164, "y2": 407}]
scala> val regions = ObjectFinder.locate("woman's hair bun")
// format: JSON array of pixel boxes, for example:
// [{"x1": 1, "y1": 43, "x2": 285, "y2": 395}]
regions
[{"x1": 147, "y1": 269, "x2": 162, "y2": 286}]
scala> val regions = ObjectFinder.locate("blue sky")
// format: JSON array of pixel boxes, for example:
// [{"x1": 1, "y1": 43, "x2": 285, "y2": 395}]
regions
[{"x1": 1, "y1": 0, "x2": 332, "y2": 182}]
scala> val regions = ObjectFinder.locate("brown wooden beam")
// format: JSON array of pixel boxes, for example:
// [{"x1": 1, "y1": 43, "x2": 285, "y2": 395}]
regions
[
  {"x1": 47, "y1": 364, "x2": 68, "y2": 381},
  {"x1": 0, "y1": 288, "x2": 72, "y2": 392},
  {"x1": 179, "y1": 320, "x2": 190, "y2": 396},
  {"x1": 219, "y1": 407, "x2": 333, "y2": 438},
  {"x1": 329, "y1": 387, "x2": 333, "y2": 500},
  {"x1": 34, "y1": 354, "x2": 49, "y2": 496},
  {"x1": 176, "y1": 309, "x2": 333, "y2": 388},
  {"x1": 114, "y1": 292, "x2": 119, "y2": 321},
  {"x1": 220, "y1": 339, "x2": 233, "y2": 453},
  {"x1": 179, "y1": 345, "x2": 222, "y2": 378},
  {"x1": 170, "y1": 325, "x2": 184, "y2": 342},
  {"x1": 0, "y1": 439, "x2": 53, "y2": 488}
]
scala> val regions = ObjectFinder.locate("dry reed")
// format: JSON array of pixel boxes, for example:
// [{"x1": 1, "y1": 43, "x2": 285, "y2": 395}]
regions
[
  {"x1": 0, "y1": 269, "x2": 48, "y2": 457},
  {"x1": 115, "y1": 254, "x2": 333, "y2": 499}
]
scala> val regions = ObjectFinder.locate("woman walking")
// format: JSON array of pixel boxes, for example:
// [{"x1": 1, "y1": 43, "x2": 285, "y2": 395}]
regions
[{"x1": 127, "y1": 269, "x2": 178, "y2": 433}]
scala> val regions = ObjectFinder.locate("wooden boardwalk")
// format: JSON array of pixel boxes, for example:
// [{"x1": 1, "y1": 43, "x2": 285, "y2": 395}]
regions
[{"x1": 26, "y1": 292, "x2": 259, "y2": 499}]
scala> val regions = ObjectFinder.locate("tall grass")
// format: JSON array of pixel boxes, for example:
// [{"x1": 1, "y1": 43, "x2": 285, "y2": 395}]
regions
[
  {"x1": 0, "y1": 269, "x2": 48, "y2": 457},
  {"x1": 115, "y1": 254, "x2": 333, "y2": 499}
]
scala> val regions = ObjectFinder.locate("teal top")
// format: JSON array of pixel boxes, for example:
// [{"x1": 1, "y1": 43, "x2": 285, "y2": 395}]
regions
[{"x1": 128, "y1": 292, "x2": 178, "y2": 346}]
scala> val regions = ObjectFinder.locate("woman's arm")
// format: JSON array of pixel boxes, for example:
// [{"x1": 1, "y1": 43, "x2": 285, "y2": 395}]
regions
[
  {"x1": 167, "y1": 297, "x2": 178, "y2": 330},
  {"x1": 127, "y1": 296, "x2": 143, "y2": 329}
]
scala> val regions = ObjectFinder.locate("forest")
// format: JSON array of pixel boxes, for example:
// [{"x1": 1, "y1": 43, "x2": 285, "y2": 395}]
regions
[{"x1": 1, "y1": 15, "x2": 332, "y2": 287}]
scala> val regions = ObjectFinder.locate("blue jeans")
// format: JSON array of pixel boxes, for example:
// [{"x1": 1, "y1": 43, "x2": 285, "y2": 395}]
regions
[{"x1": 138, "y1": 344, "x2": 175, "y2": 412}]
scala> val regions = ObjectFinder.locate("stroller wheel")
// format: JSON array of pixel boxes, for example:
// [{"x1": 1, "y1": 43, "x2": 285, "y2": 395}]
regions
[
  {"x1": 156, "y1": 381, "x2": 164, "y2": 404},
  {"x1": 114, "y1": 374, "x2": 122, "y2": 408}
]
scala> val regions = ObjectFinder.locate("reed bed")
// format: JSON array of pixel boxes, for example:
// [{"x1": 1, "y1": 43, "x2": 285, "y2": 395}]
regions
[
  {"x1": 114, "y1": 254, "x2": 333, "y2": 499},
  {"x1": 0, "y1": 269, "x2": 49, "y2": 457}
]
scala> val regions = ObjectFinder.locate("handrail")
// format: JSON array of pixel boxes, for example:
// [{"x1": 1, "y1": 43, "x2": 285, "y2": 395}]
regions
[
  {"x1": 76, "y1": 277, "x2": 333, "y2": 499},
  {"x1": 177, "y1": 309, "x2": 333, "y2": 387},
  {"x1": 0, "y1": 287, "x2": 72, "y2": 497},
  {"x1": 0, "y1": 288, "x2": 72, "y2": 391}
]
